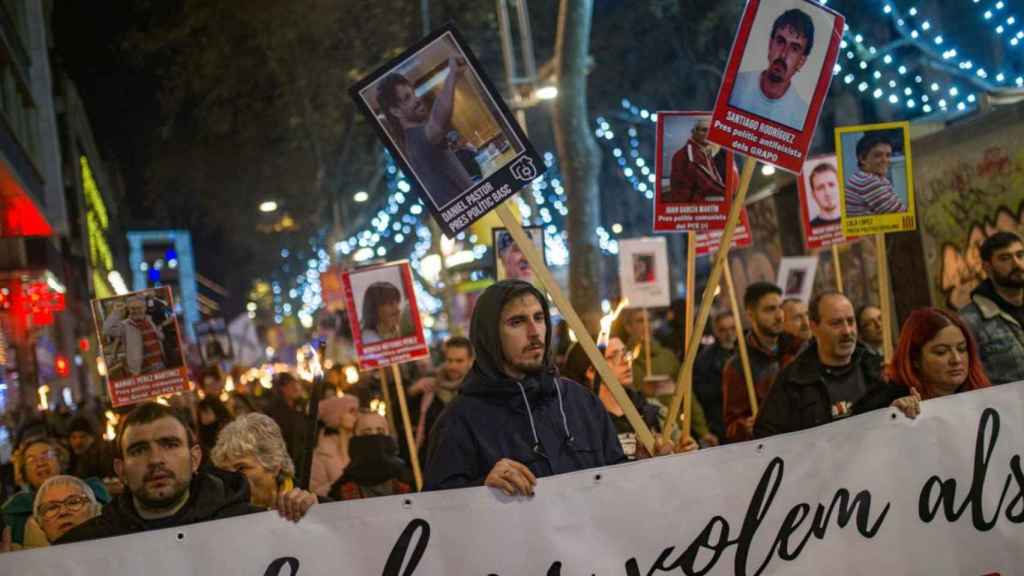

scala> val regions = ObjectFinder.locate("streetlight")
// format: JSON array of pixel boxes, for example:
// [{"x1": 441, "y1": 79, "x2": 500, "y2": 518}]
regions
[
  {"x1": 353, "y1": 190, "x2": 369, "y2": 203},
  {"x1": 534, "y1": 85, "x2": 558, "y2": 100},
  {"x1": 259, "y1": 200, "x2": 279, "y2": 213}
]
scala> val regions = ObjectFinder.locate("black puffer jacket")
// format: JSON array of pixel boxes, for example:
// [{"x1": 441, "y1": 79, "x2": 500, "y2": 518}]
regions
[
  {"x1": 57, "y1": 467, "x2": 261, "y2": 544},
  {"x1": 424, "y1": 280, "x2": 625, "y2": 491}
]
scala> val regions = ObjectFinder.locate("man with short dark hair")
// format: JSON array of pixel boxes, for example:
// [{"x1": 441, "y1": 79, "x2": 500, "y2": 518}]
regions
[
  {"x1": 377, "y1": 56, "x2": 473, "y2": 208},
  {"x1": 845, "y1": 133, "x2": 905, "y2": 216},
  {"x1": 426, "y1": 280, "x2": 660, "y2": 495},
  {"x1": 722, "y1": 282, "x2": 803, "y2": 442},
  {"x1": 960, "y1": 231, "x2": 1024, "y2": 384},
  {"x1": 729, "y1": 8, "x2": 815, "y2": 129},
  {"x1": 410, "y1": 336, "x2": 474, "y2": 464},
  {"x1": 754, "y1": 292, "x2": 888, "y2": 438},
  {"x1": 856, "y1": 305, "x2": 884, "y2": 357},
  {"x1": 57, "y1": 403, "x2": 261, "y2": 543},
  {"x1": 782, "y1": 298, "x2": 812, "y2": 345},
  {"x1": 692, "y1": 310, "x2": 738, "y2": 441},
  {"x1": 807, "y1": 162, "x2": 841, "y2": 226}
]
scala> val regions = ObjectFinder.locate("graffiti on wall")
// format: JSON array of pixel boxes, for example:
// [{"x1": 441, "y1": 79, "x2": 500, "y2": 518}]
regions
[{"x1": 921, "y1": 146, "x2": 1024, "y2": 309}]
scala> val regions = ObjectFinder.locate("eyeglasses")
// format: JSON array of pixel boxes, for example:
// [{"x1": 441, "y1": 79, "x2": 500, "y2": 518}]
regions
[
  {"x1": 38, "y1": 494, "x2": 91, "y2": 519},
  {"x1": 605, "y1": 350, "x2": 634, "y2": 365},
  {"x1": 25, "y1": 450, "x2": 56, "y2": 465}
]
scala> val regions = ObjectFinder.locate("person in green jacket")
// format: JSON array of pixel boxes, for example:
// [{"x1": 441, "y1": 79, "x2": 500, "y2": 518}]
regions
[{"x1": 615, "y1": 308, "x2": 719, "y2": 447}]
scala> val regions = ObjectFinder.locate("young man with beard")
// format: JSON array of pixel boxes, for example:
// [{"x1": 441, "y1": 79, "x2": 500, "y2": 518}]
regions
[
  {"x1": 754, "y1": 292, "x2": 888, "y2": 438},
  {"x1": 722, "y1": 283, "x2": 804, "y2": 442},
  {"x1": 377, "y1": 55, "x2": 474, "y2": 209},
  {"x1": 424, "y1": 280, "x2": 669, "y2": 496},
  {"x1": 960, "y1": 232, "x2": 1024, "y2": 385},
  {"x1": 57, "y1": 403, "x2": 265, "y2": 543},
  {"x1": 410, "y1": 336, "x2": 474, "y2": 465},
  {"x1": 782, "y1": 298, "x2": 813, "y2": 347}
]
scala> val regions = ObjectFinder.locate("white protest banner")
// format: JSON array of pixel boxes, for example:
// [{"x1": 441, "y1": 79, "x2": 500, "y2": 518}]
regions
[
  {"x1": 8, "y1": 384, "x2": 1022, "y2": 574},
  {"x1": 618, "y1": 237, "x2": 671, "y2": 309}
]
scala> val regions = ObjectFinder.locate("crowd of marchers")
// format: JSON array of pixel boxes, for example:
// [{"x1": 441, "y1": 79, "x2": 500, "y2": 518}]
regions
[{"x1": 0, "y1": 231, "x2": 1020, "y2": 552}]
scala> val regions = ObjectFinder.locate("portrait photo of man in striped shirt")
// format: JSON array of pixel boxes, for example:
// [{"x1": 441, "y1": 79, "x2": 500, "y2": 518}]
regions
[{"x1": 844, "y1": 132, "x2": 906, "y2": 217}]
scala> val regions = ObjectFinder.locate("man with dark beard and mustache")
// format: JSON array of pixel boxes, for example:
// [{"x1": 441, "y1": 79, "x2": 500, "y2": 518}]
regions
[
  {"x1": 57, "y1": 403, "x2": 260, "y2": 543},
  {"x1": 377, "y1": 55, "x2": 474, "y2": 209},
  {"x1": 729, "y1": 8, "x2": 815, "y2": 130},
  {"x1": 960, "y1": 232, "x2": 1024, "y2": 385},
  {"x1": 423, "y1": 280, "x2": 628, "y2": 496},
  {"x1": 754, "y1": 292, "x2": 887, "y2": 438}
]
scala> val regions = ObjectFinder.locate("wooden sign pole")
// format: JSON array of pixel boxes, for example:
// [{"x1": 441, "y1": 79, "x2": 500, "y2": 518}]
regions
[
  {"x1": 663, "y1": 157, "x2": 758, "y2": 442},
  {"x1": 377, "y1": 368, "x2": 398, "y2": 438},
  {"x1": 495, "y1": 203, "x2": 656, "y2": 452},
  {"x1": 390, "y1": 364, "x2": 423, "y2": 491},
  {"x1": 642, "y1": 308, "x2": 653, "y2": 378},
  {"x1": 723, "y1": 261, "x2": 758, "y2": 417},
  {"x1": 874, "y1": 234, "x2": 894, "y2": 362},
  {"x1": 680, "y1": 231, "x2": 696, "y2": 435},
  {"x1": 831, "y1": 245, "x2": 844, "y2": 293}
]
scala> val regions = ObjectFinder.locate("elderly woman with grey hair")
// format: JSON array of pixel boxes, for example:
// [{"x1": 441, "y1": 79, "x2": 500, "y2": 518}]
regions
[
  {"x1": 211, "y1": 413, "x2": 319, "y2": 522},
  {"x1": 29, "y1": 475, "x2": 104, "y2": 547}
]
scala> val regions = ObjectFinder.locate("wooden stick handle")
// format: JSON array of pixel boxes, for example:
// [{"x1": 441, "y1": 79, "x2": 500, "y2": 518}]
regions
[
  {"x1": 390, "y1": 364, "x2": 423, "y2": 491},
  {"x1": 874, "y1": 234, "x2": 894, "y2": 363},
  {"x1": 663, "y1": 157, "x2": 757, "y2": 442},
  {"x1": 378, "y1": 367, "x2": 398, "y2": 438},
  {"x1": 642, "y1": 308, "x2": 652, "y2": 378},
  {"x1": 831, "y1": 245, "x2": 844, "y2": 294},
  {"x1": 495, "y1": 203, "x2": 656, "y2": 452},
  {"x1": 724, "y1": 261, "x2": 758, "y2": 417}
]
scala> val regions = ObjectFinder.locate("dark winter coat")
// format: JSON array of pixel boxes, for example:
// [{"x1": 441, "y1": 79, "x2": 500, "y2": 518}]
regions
[
  {"x1": 753, "y1": 342, "x2": 886, "y2": 438},
  {"x1": 56, "y1": 467, "x2": 261, "y2": 544},
  {"x1": 424, "y1": 280, "x2": 626, "y2": 491}
]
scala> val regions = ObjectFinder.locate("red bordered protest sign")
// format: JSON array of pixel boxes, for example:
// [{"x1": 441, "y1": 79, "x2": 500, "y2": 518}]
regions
[
  {"x1": 708, "y1": 0, "x2": 845, "y2": 173},
  {"x1": 341, "y1": 261, "x2": 430, "y2": 371},
  {"x1": 654, "y1": 112, "x2": 737, "y2": 233},
  {"x1": 350, "y1": 24, "x2": 543, "y2": 238},
  {"x1": 695, "y1": 208, "x2": 752, "y2": 256},
  {"x1": 92, "y1": 286, "x2": 190, "y2": 407},
  {"x1": 799, "y1": 154, "x2": 854, "y2": 250}
]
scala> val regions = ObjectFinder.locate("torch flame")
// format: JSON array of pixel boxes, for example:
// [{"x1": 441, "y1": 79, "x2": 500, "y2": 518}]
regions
[{"x1": 596, "y1": 298, "x2": 630, "y2": 348}]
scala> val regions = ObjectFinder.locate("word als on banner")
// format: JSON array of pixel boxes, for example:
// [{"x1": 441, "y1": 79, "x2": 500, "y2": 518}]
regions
[
  {"x1": 654, "y1": 111, "x2": 737, "y2": 233},
  {"x1": 349, "y1": 24, "x2": 544, "y2": 237},
  {"x1": 708, "y1": 0, "x2": 845, "y2": 173},
  {"x1": 836, "y1": 120, "x2": 917, "y2": 237},
  {"x1": 91, "y1": 286, "x2": 189, "y2": 407},
  {"x1": 342, "y1": 261, "x2": 429, "y2": 371}
]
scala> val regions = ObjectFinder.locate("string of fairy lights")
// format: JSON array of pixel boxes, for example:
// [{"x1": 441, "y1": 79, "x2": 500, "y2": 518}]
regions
[{"x1": 266, "y1": 0, "x2": 1010, "y2": 329}]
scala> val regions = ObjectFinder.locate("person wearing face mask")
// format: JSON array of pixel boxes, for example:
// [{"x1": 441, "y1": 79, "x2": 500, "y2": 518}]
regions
[
  {"x1": 853, "y1": 308, "x2": 990, "y2": 419},
  {"x1": 754, "y1": 292, "x2": 892, "y2": 438},
  {"x1": 328, "y1": 412, "x2": 411, "y2": 500},
  {"x1": 309, "y1": 395, "x2": 359, "y2": 497}
]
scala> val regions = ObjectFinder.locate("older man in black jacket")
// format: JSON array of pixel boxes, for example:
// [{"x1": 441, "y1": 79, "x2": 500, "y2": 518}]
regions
[
  {"x1": 424, "y1": 280, "x2": 627, "y2": 495},
  {"x1": 754, "y1": 292, "x2": 908, "y2": 437}
]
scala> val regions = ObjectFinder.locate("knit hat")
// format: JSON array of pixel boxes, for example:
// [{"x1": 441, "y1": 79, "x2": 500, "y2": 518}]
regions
[{"x1": 318, "y1": 395, "x2": 359, "y2": 430}]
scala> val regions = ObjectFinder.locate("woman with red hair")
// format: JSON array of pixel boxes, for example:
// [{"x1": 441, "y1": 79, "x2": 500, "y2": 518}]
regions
[
  {"x1": 887, "y1": 307, "x2": 991, "y2": 398},
  {"x1": 854, "y1": 307, "x2": 990, "y2": 418}
]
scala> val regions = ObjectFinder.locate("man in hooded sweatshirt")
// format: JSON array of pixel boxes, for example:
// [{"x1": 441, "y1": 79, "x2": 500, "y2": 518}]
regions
[{"x1": 424, "y1": 280, "x2": 627, "y2": 496}]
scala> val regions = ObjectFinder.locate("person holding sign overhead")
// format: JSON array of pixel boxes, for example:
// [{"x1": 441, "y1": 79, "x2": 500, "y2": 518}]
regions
[
  {"x1": 729, "y1": 9, "x2": 815, "y2": 129},
  {"x1": 844, "y1": 132, "x2": 905, "y2": 217},
  {"x1": 377, "y1": 55, "x2": 474, "y2": 208}
]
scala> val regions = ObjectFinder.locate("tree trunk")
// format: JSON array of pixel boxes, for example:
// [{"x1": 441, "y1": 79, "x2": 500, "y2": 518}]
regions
[{"x1": 552, "y1": 0, "x2": 602, "y2": 333}]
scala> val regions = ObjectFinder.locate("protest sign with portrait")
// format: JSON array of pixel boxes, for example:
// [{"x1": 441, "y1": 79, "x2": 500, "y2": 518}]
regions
[
  {"x1": 694, "y1": 208, "x2": 753, "y2": 256},
  {"x1": 341, "y1": 261, "x2": 429, "y2": 371},
  {"x1": 492, "y1": 225, "x2": 546, "y2": 288},
  {"x1": 194, "y1": 317, "x2": 233, "y2": 365},
  {"x1": 836, "y1": 121, "x2": 917, "y2": 236},
  {"x1": 798, "y1": 154, "x2": 855, "y2": 249},
  {"x1": 91, "y1": 286, "x2": 189, "y2": 407},
  {"x1": 654, "y1": 111, "x2": 737, "y2": 232},
  {"x1": 708, "y1": 0, "x2": 845, "y2": 173},
  {"x1": 776, "y1": 256, "x2": 819, "y2": 303},
  {"x1": 618, "y1": 238, "x2": 671, "y2": 309},
  {"x1": 350, "y1": 25, "x2": 544, "y2": 237}
]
